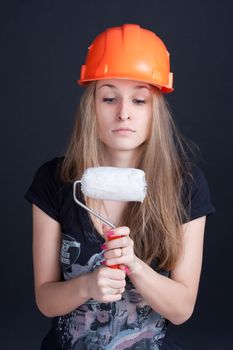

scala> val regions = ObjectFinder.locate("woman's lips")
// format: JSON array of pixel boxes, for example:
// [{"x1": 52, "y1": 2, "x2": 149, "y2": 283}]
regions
[{"x1": 112, "y1": 128, "x2": 136, "y2": 135}]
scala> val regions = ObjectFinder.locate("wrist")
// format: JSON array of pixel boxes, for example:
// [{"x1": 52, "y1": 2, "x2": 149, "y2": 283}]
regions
[
  {"x1": 128, "y1": 256, "x2": 143, "y2": 277},
  {"x1": 77, "y1": 273, "x2": 92, "y2": 301}
]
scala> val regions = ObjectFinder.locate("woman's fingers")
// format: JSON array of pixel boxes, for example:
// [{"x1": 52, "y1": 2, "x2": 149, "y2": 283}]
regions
[
  {"x1": 104, "y1": 248, "x2": 123, "y2": 259},
  {"x1": 106, "y1": 226, "x2": 130, "y2": 237},
  {"x1": 102, "y1": 236, "x2": 131, "y2": 251},
  {"x1": 100, "y1": 225, "x2": 136, "y2": 277},
  {"x1": 90, "y1": 266, "x2": 126, "y2": 302},
  {"x1": 99, "y1": 265, "x2": 126, "y2": 280},
  {"x1": 102, "y1": 225, "x2": 130, "y2": 239},
  {"x1": 106, "y1": 278, "x2": 126, "y2": 289}
]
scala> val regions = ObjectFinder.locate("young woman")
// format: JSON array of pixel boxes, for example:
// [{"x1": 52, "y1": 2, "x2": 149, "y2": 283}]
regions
[{"x1": 25, "y1": 24, "x2": 215, "y2": 350}]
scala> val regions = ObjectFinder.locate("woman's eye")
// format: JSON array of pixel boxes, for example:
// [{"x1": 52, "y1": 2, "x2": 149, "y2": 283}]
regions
[
  {"x1": 134, "y1": 99, "x2": 145, "y2": 104},
  {"x1": 103, "y1": 98, "x2": 116, "y2": 103}
]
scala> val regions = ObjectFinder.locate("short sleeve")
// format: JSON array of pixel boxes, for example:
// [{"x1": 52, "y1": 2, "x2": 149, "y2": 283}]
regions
[
  {"x1": 182, "y1": 164, "x2": 216, "y2": 223},
  {"x1": 24, "y1": 157, "x2": 63, "y2": 222}
]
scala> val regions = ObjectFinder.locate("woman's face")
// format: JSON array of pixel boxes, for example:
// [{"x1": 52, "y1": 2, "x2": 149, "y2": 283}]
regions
[{"x1": 95, "y1": 79, "x2": 153, "y2": 153}]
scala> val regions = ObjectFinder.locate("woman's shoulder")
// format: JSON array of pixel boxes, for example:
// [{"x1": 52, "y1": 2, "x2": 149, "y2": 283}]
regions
[
  {"x1": 24, "y1": 156, "x2": 66, "y2": 222},
  {"x1": 181, "y1": 162, "x2": 216, "y2": 222},
  {"x1": 36, "y1": 156, "x2": 65, "y2": 173},
  {"x1": 33, "y1": 156, "x2": 65, "y2": 182},
  {"x1": 182, "y1": 162, "x2": 210, "y2": 194}
]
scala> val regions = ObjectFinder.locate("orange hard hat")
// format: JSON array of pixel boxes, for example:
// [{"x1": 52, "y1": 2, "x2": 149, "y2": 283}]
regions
[{"x1": 78, "y1": 24, "x2": 173, "y2": 93}]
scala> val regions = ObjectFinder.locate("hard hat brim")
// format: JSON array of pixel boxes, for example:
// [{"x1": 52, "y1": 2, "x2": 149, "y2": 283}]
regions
[{"x1": 77, "y1": 76, "x2": 174, "y2": 93}]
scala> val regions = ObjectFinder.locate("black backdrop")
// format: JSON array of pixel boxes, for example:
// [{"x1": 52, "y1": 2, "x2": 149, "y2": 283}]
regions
[{"x1": 1, "y1": 1, "x2": 233, "y2": 349}]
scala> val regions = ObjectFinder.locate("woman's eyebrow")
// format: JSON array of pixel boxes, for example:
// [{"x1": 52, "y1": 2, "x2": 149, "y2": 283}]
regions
[
  {"x1": 97, "y1": 84, "x2": 151, "y2": 90},
  {"x1": 134, "y1": 85, "x2": 151, "y2": 90},
  {"x1": 98, "y1": 84, "x2": 116, "y2": 89}
]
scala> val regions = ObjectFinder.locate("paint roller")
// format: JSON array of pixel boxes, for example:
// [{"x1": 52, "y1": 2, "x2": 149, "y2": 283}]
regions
[{"x1": 73, "y1": 166, "x2": 147, "y2": 268}]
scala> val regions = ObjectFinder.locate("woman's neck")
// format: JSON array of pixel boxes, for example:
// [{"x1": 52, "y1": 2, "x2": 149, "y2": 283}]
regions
[{"x1": 102, "y1": 148, "x2": 141, "y2": 168}]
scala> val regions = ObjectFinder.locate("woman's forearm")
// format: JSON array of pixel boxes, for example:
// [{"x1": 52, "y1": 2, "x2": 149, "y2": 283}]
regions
[
  {"x1": 36, "y1": 274, "x2": 90, "y2": 317},
  {"x1": 129, "y1": 257, "x2": 195, "y2": 325}
]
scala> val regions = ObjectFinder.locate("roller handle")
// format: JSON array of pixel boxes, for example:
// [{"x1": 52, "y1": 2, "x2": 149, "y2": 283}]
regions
[
  {"x1": 108, "y1": 235, "x2": 122, "y2": 269},
  {"x1": 73, "y1": 180, "x2": 115, "y2": 229}
]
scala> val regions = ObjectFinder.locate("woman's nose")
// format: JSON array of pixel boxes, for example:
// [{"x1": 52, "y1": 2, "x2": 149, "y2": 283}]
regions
[{"x1": 117, "y1": 100, "x2": 130, "y2": 120}]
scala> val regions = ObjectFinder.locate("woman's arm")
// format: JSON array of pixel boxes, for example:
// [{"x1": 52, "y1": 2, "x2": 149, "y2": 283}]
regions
[
  {"x1": 130, "y1": 216, "x2": 206, "y2": 324},
  {"x1": 32, "y1": 204, "x2": 89, "y2": 317},
  {"x1": 102, "y1": 216, "x2": 206, "y2": 325},
  {"x1": 32, "y1": 205, "x2": 126, "y2": 317}
]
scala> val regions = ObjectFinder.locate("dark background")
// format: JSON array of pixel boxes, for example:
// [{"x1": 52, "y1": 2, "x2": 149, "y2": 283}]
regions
[{"x1": 1, "y1": 0, "x2": 233, "y2": 349}]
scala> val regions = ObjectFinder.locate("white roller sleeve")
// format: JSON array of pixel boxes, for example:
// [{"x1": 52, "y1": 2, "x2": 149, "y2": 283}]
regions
[{"x1": 81, "y1": 167, "x2": 147, "y2": 202}]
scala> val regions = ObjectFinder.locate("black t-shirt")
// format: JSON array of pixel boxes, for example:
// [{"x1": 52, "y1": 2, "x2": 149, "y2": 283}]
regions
[{"x1": 24, "y1": 157, "x2": 215, "y2": 350}]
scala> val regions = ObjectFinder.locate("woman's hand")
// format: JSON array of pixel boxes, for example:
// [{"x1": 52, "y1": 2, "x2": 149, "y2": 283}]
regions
[
  {"x1": 101, "y1": 225, "x2": 137, "y2": 275},
  {"x1": 86, "y1": 265, "x2": 126, "y2": 303}
]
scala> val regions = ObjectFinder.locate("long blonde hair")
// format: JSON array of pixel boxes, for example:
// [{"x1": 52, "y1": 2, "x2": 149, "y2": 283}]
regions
[{"x1": 60, "y1": 82, "x2": 198, "y2": 270}]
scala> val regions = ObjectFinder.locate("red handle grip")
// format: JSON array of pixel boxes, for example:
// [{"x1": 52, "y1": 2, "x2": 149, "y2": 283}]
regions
[{"x1": 108, "y1": 235, "x2": 122, "y2": 269}]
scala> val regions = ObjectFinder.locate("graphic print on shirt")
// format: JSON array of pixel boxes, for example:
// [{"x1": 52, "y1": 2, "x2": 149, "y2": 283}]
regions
[
  {"x1": 58, "y1": 233, "x2": 167, "y2": 349},
  {"x1": 60, "y1": 233, "x2": 104, "y2": 280},
  {"x1": 60, "y1": 234, "x2": 81, "y2": 269}
]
